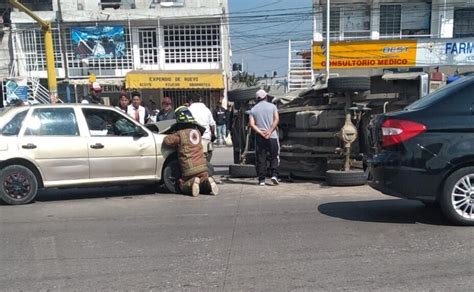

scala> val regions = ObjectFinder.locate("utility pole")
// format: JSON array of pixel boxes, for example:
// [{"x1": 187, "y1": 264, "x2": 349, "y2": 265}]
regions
[
  {"x1": 325, "y1": 0, "x2": 330, "y2": 82},
  {"x1": 57, "y1": 0, "x2": 70, "y2": 102},
  {"x1": 9, "y1": 0, "x2": 58, "y2": 103}
]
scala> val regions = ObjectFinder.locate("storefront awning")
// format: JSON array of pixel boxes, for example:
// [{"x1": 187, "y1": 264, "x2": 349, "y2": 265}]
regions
[
  {"x1": 68, "y1": 78, "x2": 124, "y2": 86},
  {"x1": 125, "y1": 70, "x2": 224, "y2": 90}
]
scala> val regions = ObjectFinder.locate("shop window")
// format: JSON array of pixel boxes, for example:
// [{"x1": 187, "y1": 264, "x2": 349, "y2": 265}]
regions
[
  {"x1": 322, "y1": 7, "x2": 341, "y2": 39},
  {"x1": 18, "y1": 0, "x2": 53, "y2": 11},
  {"x1": 163, "y1": 24, "x2": 221, "y2": 64},
  {"x1": 322, "y1": 5, "x2": 370, "y2": 40},
  {"x1": 139, "y1": 28, "x2": 159, "y2": 64},
  {"x1": 454, "y1": 8, "x2": 474, "y2": 38},
  {"x1": 18, "y1": 28, "x2": 63, "y2": 72},
  {"x1": 380, "y1": 5, "x2": 401, "y2": 37},
  {"x1": 380, "y1": 3, "x2": 431, "y2": 38}
]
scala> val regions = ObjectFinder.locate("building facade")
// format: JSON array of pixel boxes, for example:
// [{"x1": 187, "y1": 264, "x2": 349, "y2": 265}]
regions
[
  {"x1": 287, "y1": 0, "x2": 474, "y2": 88},
  {"x1": 5, "y1": 0, "x2": 231, "y2": 109}
]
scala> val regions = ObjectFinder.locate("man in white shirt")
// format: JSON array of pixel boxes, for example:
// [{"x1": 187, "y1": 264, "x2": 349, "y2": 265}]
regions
[
  {"x1": 127, "y1": 91, "x2": 149, "y2": 125},
  {"x1": 187, "y1": 93, "x2": 216, "y2": 142}
]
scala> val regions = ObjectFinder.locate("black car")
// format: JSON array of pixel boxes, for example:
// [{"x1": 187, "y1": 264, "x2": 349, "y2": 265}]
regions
[{"x1": 368, "y1": 76, "x2": 474, "y2": 226}]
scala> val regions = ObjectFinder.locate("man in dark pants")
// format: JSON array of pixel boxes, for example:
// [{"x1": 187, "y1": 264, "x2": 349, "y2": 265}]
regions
[{"x1": 249, "y1": 89, "x2": 280, "y2": 186}]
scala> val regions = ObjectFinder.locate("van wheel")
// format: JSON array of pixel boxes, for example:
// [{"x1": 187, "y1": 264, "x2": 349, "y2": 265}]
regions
[
  {"x1": 440, "y1": 167, "x2": 474, "y2": 226},
  {"x1": 229, "y1": 164, "x2": 256, "y2": 178},
  {"x1": 0, "y1": 165, "x2": 38, "y2": 205},
  {"x1": 325, "y1": 169, "x2": 367, "y2": 186},
  {"x1": 163, "y1": 160, "x2": 181, "y2": 194}
]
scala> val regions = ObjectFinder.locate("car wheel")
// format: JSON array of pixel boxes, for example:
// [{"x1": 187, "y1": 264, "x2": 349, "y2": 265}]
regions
[
  {"x1": 163, "y1": 159, "x2": 181, "y2": 194},
  {"x1": 229, "y1": 164, "x2": 256, "y2": 178},
  {"x1": 0, "y1": 165, "x2": 39, "y2": 205},
  {"x1": 325, "y1": 169, "x2": 367, "y2": 186},
  {"x1": 440, "y1": 167, "x2": 474, "y2": 226}
]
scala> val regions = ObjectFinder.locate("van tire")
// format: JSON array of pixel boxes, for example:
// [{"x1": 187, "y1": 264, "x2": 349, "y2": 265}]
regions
[
  {"x1": 325, "y1": 169, "x2": 367, "y2": 186},
  {"x1": 229, "y1": 164, "x2": 256, "y2": 178}
]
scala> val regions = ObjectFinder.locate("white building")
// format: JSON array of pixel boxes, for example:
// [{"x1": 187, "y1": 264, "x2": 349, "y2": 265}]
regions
[
  {"x1": 4, "y1": 0, "x2": 231, "y2": 109},
  {"x1": 289, "y1": 0, "x2": 474, "y2": 90}
]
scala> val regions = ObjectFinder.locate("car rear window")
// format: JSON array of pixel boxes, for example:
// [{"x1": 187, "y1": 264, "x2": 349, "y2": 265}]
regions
[
  {"x1": 406, "y1": 77, "x2": 473, "y2": 111},
  {"x1": 0, "y1": 110, "x2": 28, "y2": 136}
]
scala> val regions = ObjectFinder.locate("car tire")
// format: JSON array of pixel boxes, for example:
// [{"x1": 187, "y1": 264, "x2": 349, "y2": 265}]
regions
[
  {"x1": 229, "y1": 164, "x2": 256, "y2": 178},
  {"x1": 163, "y1": 160, "x2": 216, "y2": 193},
  {"x1": 163, "y1": 159, "x2": 181, "y2": 194},
  {"x1": 228, "y1": 87, "x2": 260, "y2": 102},
  {"x1": 0, "y1": 165, "x2": 39, "y2": 205},
  {"x1": 327, "y1": 77, "x2": 371, "y2": 93},
  {"x1": 325, "y1": 169, "x2": 367, "y2": 186},
  {"x1": 440, "y1": 167, "x2": 474, "y2": 226}
]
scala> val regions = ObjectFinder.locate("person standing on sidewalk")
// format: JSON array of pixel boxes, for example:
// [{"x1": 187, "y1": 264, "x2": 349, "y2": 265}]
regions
[
  {"x1": 81, "y1": 82, "x2": 103, "y2": 104},
  {"x1": 213, "y1": 101, "x2": 228, "y2": 146},
  {"x1": 127, "y1": 91, "x2": 150, "y2": 125},
  {"x1": 157, "y1": 96, "x2": 176, "y2": 121},
  {"x1": 163, "y1": 106, "x2": 219, "y2": 197},
  {"x1": 116, "y1": 93, "x2": 130, "y2": 113},
  {"x1": 187, "y1": 93, "x2": 216, "y2": 143},
  {"x1": 249, "y1": 89, "x2": 280, "y2": 186}
]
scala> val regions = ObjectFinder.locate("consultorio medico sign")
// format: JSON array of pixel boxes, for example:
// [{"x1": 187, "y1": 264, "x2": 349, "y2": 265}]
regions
[{"x1": 313, "y1": 38, "x2": 474, "y2": 69}]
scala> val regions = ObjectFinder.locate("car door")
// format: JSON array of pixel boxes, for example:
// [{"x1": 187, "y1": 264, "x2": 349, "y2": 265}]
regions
[
  {"x1": 19, "y1": 107, "x2": 89, "y2": 184},
  {"x1": 81, "y1": 108, "x2": 157, "y2": 180}
]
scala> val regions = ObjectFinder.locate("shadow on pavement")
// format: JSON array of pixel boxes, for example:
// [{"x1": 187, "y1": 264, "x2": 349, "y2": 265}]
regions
[
  {"x1": 34, "y1": 184, "x2": 172, "y2": 203},
  {"x1": 318, "y1": 199, "x2": 450, "y2": 226}
]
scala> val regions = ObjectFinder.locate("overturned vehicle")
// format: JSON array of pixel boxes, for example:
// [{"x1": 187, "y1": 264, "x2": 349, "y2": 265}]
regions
[{"x1": 228, "y1": 72, "x2": 431, "y2": 185}]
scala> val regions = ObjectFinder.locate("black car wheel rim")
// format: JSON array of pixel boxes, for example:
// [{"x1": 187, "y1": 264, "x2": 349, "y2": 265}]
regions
[
  {"x1": 3, "y1": 172, "x2": 31, "y2": 200},
  {"x1": 452, "y1": 175, "x2": 474, "y2": 220}
]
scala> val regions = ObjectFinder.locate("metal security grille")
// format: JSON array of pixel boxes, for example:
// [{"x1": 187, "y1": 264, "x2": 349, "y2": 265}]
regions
[
  {"x1": 454, "y1": 8, "x2": 474, "y2": 38},
  {"x1": 163, "y1": 24, "x2": 221, "y2": 64},
  {"x1": 139, "y1": 28, "x2": 158, "y2": 64},
  {"x1": 17, "y1": 28, "x2": 63, "y2": 72},
  {"x1": 322, "y1": 6, "x2": 341, "y2": 39},
  {"x1": 380, "y1": 5, "x2": 401, "y2": 37},
  {"x1": 163, "y1": 89, "x2": 220, "y2": 109},
  {"x1": 322, "y1": 5, "x2": 370, "y2": 40},
  {"x1": 64, "y1": 26, "x2": 133, "y2": 78}
]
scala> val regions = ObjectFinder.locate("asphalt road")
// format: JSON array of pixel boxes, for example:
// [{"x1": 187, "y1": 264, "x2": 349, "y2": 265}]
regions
[{"x1": 1, "y1": 147, "x2": 473, "y2": 291}]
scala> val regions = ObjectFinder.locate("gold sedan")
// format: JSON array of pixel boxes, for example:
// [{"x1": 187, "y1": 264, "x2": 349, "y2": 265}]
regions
[{"x1": 0, "y1": 104, "x2": 212, "y2": 205}]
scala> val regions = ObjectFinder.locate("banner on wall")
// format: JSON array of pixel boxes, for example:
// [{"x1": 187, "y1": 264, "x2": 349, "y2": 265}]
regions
[
  {"x1": 313, "y1": 38, "x2": 474, "y2": 69},
  {"x1": 5, "y1": 79, "x2": 28, "y2": 104},
  {"x1": 313, "y1": 40, "x2": 418, "y2": 69},
  {"x1": 71, "y1": 26, "x2": 126, "y2": 59},
  {"x1": 416, "y1": 38, "x2": 474, "y2": 66}
]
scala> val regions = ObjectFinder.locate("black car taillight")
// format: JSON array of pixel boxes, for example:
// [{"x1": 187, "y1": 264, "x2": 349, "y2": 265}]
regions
[{"x1": 381, "y1": 119, "x2": 427, "y2": 148}]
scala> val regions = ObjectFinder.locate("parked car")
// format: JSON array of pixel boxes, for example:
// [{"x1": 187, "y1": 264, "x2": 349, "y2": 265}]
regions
[
  {"x1": 0, "y1": 104, "x2": 212, "y2": 205},
  {"x1": 367, "y1": 76, "x2": 474, "y2": 225}
]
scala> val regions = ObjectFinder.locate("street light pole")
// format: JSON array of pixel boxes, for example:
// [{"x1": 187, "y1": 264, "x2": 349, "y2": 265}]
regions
[{"x1": 325, "y1": 0, "x2": 330, "y2": 82}]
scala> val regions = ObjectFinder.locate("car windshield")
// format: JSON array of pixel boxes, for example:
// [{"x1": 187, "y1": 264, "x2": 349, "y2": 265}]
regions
[
  {"x1": 405, "y1": 77, "x2": 473, "y2": 111},
  {"x1": 0, "y1": 109, "x2": 29, "y2": 136}
]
